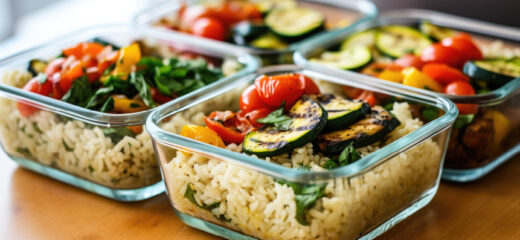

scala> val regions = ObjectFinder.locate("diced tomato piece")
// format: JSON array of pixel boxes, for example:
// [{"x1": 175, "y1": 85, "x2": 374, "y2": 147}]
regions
[
  {"x1": 422, "y1": 63, "x2": 469, "y2": 85},
  {"x1": 355, "y1": 90, "x2": 378, "y2": 107},
  {"x1": 204, "y1": 111, "x2": 254, "y2": 144},
  {"x1": 393, "y1": 54, "x2": 425, "y2": 69}
]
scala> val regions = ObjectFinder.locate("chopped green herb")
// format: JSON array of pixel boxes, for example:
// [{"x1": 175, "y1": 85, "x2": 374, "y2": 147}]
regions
[
  {"x1": 88, "y1": 166, "x2": 94, "y2": 172},
  {"x1": 62, "y1": 140, "x2": 73, "y2": 152},
  {"x1": 32, "y1": 122, "x2": 43, "y2": 134},
  {"x1": 338, "y1": 142, "x2": 361, "y2": 166},
  {"x1": 257, "y1": 103, "x2": 293, "y2": 131},
  {"x1": 322, "y1": 160, "x2": 338, "y2": 169},
  {"x1": 15, "y1": 147, "x2": 32, "y2": 157},
  {"x1": 454, "y1": 114, "x2": 475, "y2": 130},
  {"x1": 61, "y1": 76, "x2": 93, "y2": 107},
  {"x1": 129, "y1": 72, "x2": 155, "y2": 108},
  {"x1": 184, "y1": 183, "x2": 231, "y2": 222},
  {"x1": 101, "y1": 127, "x2": 136, "y2": 144},
  {"x1": 276, "y1": 178, "x2": 327, "y2": 225}
]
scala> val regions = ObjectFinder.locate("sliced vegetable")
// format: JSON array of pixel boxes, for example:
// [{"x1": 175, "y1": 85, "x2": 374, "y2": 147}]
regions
[
  {"x1": 401, "y1": 67, "x2": 443, "y2": 92},
  {"x1": 463, "y1": 58, "x2": 520, "y2": 88},
  {"x1": 355, "y1": 90, "x2": 378, "y2": 107},
  {"x1": 393, "y1": 54, "x2": 425, "y2": 69},
  {"x1": 317, "y1": 94, "x2": 370, "y2": 131},
  {"x1": 378, "y1": 69, "x2": 403, "y2": 83},
  {"x1": 232, "y1": 22, "x2": 270, "y2": 45},
  {"x1": 441, "y1": 33, "x2": 483, "y2": 61},
  {"x1": 191, "y1": 17, "x2": 226, "y2": 41},
  {"x1": 205, "y1": 111, "x2": 255, "y2": 144},
  {"x1": 422, "y1": 63, "x2": 469, "y2": 85},
  {"x1": 316, "y1": 106, "x2": 400, "y2": 155},
  {"x1": 17, "y1": 76, "x2": 53, "y2": 117},
  {"x1": 340, "y1": 29, "x2": 376, "y2": 50},
  {"x1": 444, "y1": 81, "x2": 478, "y2": 114},
  {"x1": 28, "y1": 59, "x2": 48, "y2": 76},
  {"x1": 111, "y1": 95, "x2": 148, "y2": 113},
  {"x1": 420, "y1": 43, "x2": 464, "y2": 67},
  {"x1": 310, "y1": 47, "x2": 372, "y2": 70},
  {"x1": 109, "y1": 43, "x2": 141, "y2": 80},
  {"x1": 250, "y1": 33, "x2": 288, "y2": 50},
  {"x1": 361, "y1": 62, "x2": 402, "y2": 77},
  {"x1": 420, "y1": 21, "x2": 457, "y2": 41},
  {"x1": 256, "y1": 0, "x2": 297, "y2": 15},
  {"x1": 180, "y1": 125, "x2": 225, "y2": 148},
  {"x1": 243, "y1": 96, "x2": 327, "y2": 157},
  {"x1": 265, "y1": 7, "x2": 324, "y2": 42},
  {"x1": 375, "y1": 25, "x2": 432, "y2": 58}
]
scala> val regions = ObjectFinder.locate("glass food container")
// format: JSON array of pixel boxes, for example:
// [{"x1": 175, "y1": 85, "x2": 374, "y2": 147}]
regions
[
  {"x1": 146, "y1": 65, "x2": 457, "y2": 240},
  {"x1": 0, "y1": 25, "x2": 259, "y2": 201},
  {"x1": 133, "y1": 0, "x2": 378, "y2": 65},
  {"x1": 294, "y1": 9, "x2": 520, "y2": 182}
]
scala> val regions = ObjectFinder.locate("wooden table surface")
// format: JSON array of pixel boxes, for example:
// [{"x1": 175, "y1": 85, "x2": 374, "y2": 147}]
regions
[{"x1": 0, "y1": 152, "x2": 519, "y2": 240}]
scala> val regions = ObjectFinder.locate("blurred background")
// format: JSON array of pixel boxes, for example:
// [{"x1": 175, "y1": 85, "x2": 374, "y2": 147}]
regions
[{"x1": 0, "y1": 0, "x2": 518, "y2": 58}]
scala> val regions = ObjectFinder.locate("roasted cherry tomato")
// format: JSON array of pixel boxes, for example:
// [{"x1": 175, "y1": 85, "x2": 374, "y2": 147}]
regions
[
  {"x1": 17, "y1": 76, "x2": 53, "y2": 117},
  {"x1": 441, "y1": 33, "x2": 483, "y2": 62},
  {"x1": 421, "y1": 43, "x2": 464, "y2": 68},
  {"x1": 254, "y1": 73, "x2": 305, "y2": 109},
  {"x1": 204, "y1": 111, "x2": 254, "y2": 144},
  {"x1": 63, "y1": 42, "x2": 104, "y2": 59},
  {"x1": 394, "y1": 54, "x2": 425, "y2": 69},
  {"x1": 240, "y1": 85, "x2": 274, "y2": 113},
  {"x1": 343, "y1": 86, "x2": 364, "y2": 99},
  {"x1": 45, "y1": 58, "x2": 65, "y2": 76},
  {"x1": 179, "y1": 5, "x2": 220, "y2": 31},
  {"x1": 59, "y1": 56, "x2": 84, "y2": 92},
  {"x1": 49, "y1": 72, "x2": 64, "y2": 99},
  {"x1": 444, "y1": 81, "x2": 478, "y2": 114},
  {"x1": 150, "y1": 87, "x2": 174, "y2": 104},
  {"x1": 191, "y1": 17, "x2": 226, "y2": 41},
  {"x1": 97, "y1": 46, "x2": 120, "y2": 74},
  {"x1": 422, "y1": 63, "x2": 469, "y2": 85},
  {"x1": 243, "y1": 108, "x2": 271, "y2": 128},
  {"x1": 299, "y1": 75, "x2": 321, "y2": 94},
  {"x1": 355, "y1": 90, "x2": 378, "y2": 107}
]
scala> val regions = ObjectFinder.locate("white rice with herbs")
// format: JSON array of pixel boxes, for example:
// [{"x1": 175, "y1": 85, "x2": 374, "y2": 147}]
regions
[{"x1": 160, "y1": 82, "x2": 442, "y2": 240}]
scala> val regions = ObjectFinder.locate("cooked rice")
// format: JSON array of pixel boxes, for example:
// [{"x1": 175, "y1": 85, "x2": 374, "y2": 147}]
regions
[{"x1": 160, "y1": 84, "x2": 442, "y2": 240}]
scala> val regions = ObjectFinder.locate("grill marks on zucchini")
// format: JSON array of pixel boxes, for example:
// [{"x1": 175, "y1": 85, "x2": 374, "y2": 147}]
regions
[
  {"x1": 316, "y1": 106, "x2": 401, "y2": 155},
  {"x1": 265, "y1": 7, "x2": 325, "y2": 42},
  {"x1": 375, "y1": 25, "x2": 432, "y2": 58},
  {"x1": 464, "y1": 58, "x2": 520, "y2": 88},
  {"x1": 317, "y1": 94, "x2": 370, "y2": 131},
  {"x1": 242, "y1": 96, "x2": 327, "y2": 157}
]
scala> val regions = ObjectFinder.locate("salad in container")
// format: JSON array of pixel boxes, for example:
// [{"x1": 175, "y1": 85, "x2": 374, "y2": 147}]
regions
[
  {"x1": 134, "y1": 0, "x2": 377, "y2": 64},
  {"x1": 295, "y1": 9, "x2": 520, "y2": 182},
  {"x1": 146, "y1": 65, "x2": 457, "y2": 240},
  {"x1": 0, "y1": 26, "x2": 258, "y2": 200}
]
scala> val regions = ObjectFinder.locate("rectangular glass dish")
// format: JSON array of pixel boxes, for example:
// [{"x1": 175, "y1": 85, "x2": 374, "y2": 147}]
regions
[
  {"x1": 294, "y1": 9, "x2": 520, "y2": 182},
  {"x1": 133, "y1": 0, "x2": 377, "y2": 65},
  {"x1": 0, "y1": 25, "x2": 259, "y2": 201},
  {"x1": 146, "y1": 65, "x2": 457, "y2": 239}
]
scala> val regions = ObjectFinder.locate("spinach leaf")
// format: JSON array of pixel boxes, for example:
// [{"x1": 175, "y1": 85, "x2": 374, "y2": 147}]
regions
[
  {"x1": 454, "y1": 114, "x2": 475, "y2": 130},
  {"x1": 85, "y1": 86, "x2": 114, "y2": 111},
  {"x1": 104, "y1": 75, "x2": 137, "y2": 97},
  {"x1": 130, "y1": 72, "x2": 156, "y2": 108},
  {"x1": 276, "y1": 178, "x2": 327, "y2": 225},
  {"x1": 61, "y1": 76, "x2": 93, "y2": 107},
  {"x1": 184, "y1": 183, "x2": 231, "y2": 222},
  {"x1": 101, "y1": 127, "x2": 136, "y2": 144}
]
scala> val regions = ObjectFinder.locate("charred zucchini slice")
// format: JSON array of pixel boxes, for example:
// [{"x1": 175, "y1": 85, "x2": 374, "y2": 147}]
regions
[
  {"x1": 375, "y1": 25, "x2": 432, "y2": 58},
  {"x1": 232, "y1": 22, "x2": 270, "y2": 46},
  {"x1": 310, "y1": 47, "x2": 372, "y2": 70},
  {"x1": 420, "y1": 21, "x2": 457, "y2": 41},
  {"x1": 463, "y1": 59, "x2": 520, "y2": 88},
  {"x1": 316, "y1": 106, "x2": 400, "y2": 155},
  {"x1": 243, "y1": 96, "x2": 327, "y2": 157},
  {"x1": 27, "y1": 59, "x2": 48, "y2": 76},
  {"x1": 265, "y1": 7, "x2": 325, "y2": 42},
  {"x1": 317, "y1": 94, "x2": 370, "y2": 131},
  {"x1": 340, "y1": 29, "x2": 376, "y2": 50}
]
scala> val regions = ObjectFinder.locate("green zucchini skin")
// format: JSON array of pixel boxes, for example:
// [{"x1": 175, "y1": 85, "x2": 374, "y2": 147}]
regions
[
  {"x1": 309, "y1": 47, "x2": 372, "y2": 71},
  {"x1": 242, "y1": 96, "x2": 327, "y2": 158},
  {"x1": 419, "y1": 21, "x2": 456, "y2": 41},
  {"x1": 265, "y1": 7, "x2": 325, "y2": 42},
  {"x1": 315, "y1": 106, "x2": 401, "y2": 155},
  {"x1": 463, "y1": 59, "x2": 520, "y2": 88},
  {"x1": 375, "y1": 25, "x2": 432, "y2": 58},
  {"x1": 27, "y1": 59, "x2": 48, "y2": 76},
  {"x1": 232, "y1": 22, "x2": 270, "y2": 46},
  {"x1": 340, "y1": 29, "x2": 376, "y2": 50},
  {"x1": 317, "y1": 94, "x2": 370, "y2": 131}
]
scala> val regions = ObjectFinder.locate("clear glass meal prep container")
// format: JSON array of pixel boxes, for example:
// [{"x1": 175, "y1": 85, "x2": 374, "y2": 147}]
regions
[
  {"x1": 146, "y1": 65, "x2": 457, "y2": 240},
  {"x1": 294, "y1": 9, "x2": 520, "y2": 182},
  {"x1": 133, "y1": 0, "x2": 378, "y2": 65},
  {"x1": 0, "y1": 25, "x2": 259, "y2": 201}
]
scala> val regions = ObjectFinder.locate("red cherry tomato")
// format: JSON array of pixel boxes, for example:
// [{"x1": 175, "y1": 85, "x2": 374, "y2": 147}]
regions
[
  {"x1": 441, "y1": 34, "x2": 483, "y2": 62},
  {"x1": 299, "y1": 75, "x2": 321, "y2": 95},
  {"x1": 394, "y1": 54, "x2": 425, "y2": 69},
  {"x1": 17, "y1": 76, "x2": 53, "y2": 117},
  {"x1": 49, "y1": 72, "x2": 64, "y2": 99},
  {"x1": 239, "y1": 85, "x2": 274, "y2": 113},
  {"x1": 204, "y1": 111, "x2": 254, "y2": 144},
  {"x1": 355, "y1": 90, "x2": 378, "y2": 107},
  {"x1": 343, "y1": 86, "x2": 364, "y2": 99},
  {"x1": 191, "y1": 17, "x2": 226, "y2": 41},
  {"x1": 422, "y1": 63, "x2": 469, "y2": 85},
  {"x1": 150, "y1": 87, "x2": 174, "y2": 104},
  {"x1": 254, "y1": 73, "x2": 305, "y2": 109},
  {"x1": 45, "y1": 58, "x2": 65, "y2": 76},
  {"x1": 243, "y1": 108, "x2": 271, "y2": 128},
  {"x1": 444, "y1": 81, "x2": 478, "y2": 114},
  {"x1": 60, "y1": 57, "x2": 84, "y2": 92},
  {"x1": 421, "y1": 43, "x2": 464, "y2": 67}
]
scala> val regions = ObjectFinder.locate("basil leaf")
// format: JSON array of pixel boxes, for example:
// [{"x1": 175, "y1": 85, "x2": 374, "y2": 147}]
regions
[
  {"x1": 276, "y1": 177, "x2": 327, "y2": 225},
  {"x1": 184, "y1": 183, "x2": 231, "y2": 222},
  {"x1": 338, "y1": 142, "x2": 361, "y2": 166},
  {"x1": 61, "y1": 76, "x2": 93, "y2": 107},
  {"x1": 101, "y1": 127, "x2": 136, "y2": 144},
  {"x1": 130, "y1": 72, "x2": 156, "y2": 108}
]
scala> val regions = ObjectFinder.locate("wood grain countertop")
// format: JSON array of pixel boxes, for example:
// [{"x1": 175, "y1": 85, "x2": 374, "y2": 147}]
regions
[{"x1": 1, "y1": 153, "x2": 519, "y2": 240}]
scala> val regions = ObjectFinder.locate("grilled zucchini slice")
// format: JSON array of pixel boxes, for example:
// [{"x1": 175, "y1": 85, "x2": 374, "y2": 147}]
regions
[
  {"x1": 463, "y1": 58, "x2": 520, "y2": 88},
  {"x1": 310, "y1": 47, "x2": 372, "y2": 70},
  {"x1": 340, "y1": 29, "x2": 376, "y2": 50},
  {"x1": 243, "y1": 96, "x2": 327, "y2": 157},
  {"x1": 265, "y1": 7, "x2": 325, "y2": 42},
  {"x1": 316, "y1": 106, "x2": 400, "y2": 155},
  {"x1": 375, "y1": 25, "x2": 432, "y2": 58},
  {"x1": 317, "y1": 94, "x2": 370, "y2": 131},
  {"x1": 420, "y1": 21, "x2": 457, "y2": 41},
  {"x1": 27, "y1": 59, "x2": 48, "y2": 76}
]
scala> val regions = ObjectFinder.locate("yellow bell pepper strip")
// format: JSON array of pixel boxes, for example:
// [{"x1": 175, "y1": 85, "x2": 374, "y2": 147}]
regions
[
  {"x1": 180, "y1": 125, "x2": 226, "y2": 148},
  {"x1": 102, "y1": 43, "x2": 141, "y2": 82},
  {"x1": 401, "y1": 67, "x2": 443, "y2": 92},
  {"x1": 112, "y1": 95, "x2": 148, "y2": 113},
  {"x1": 378, "y1": 69, "x2": 403, "y2": 83},
  {"x1": 483, "y1": 110, "x2": 510, "y2": 143}
]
